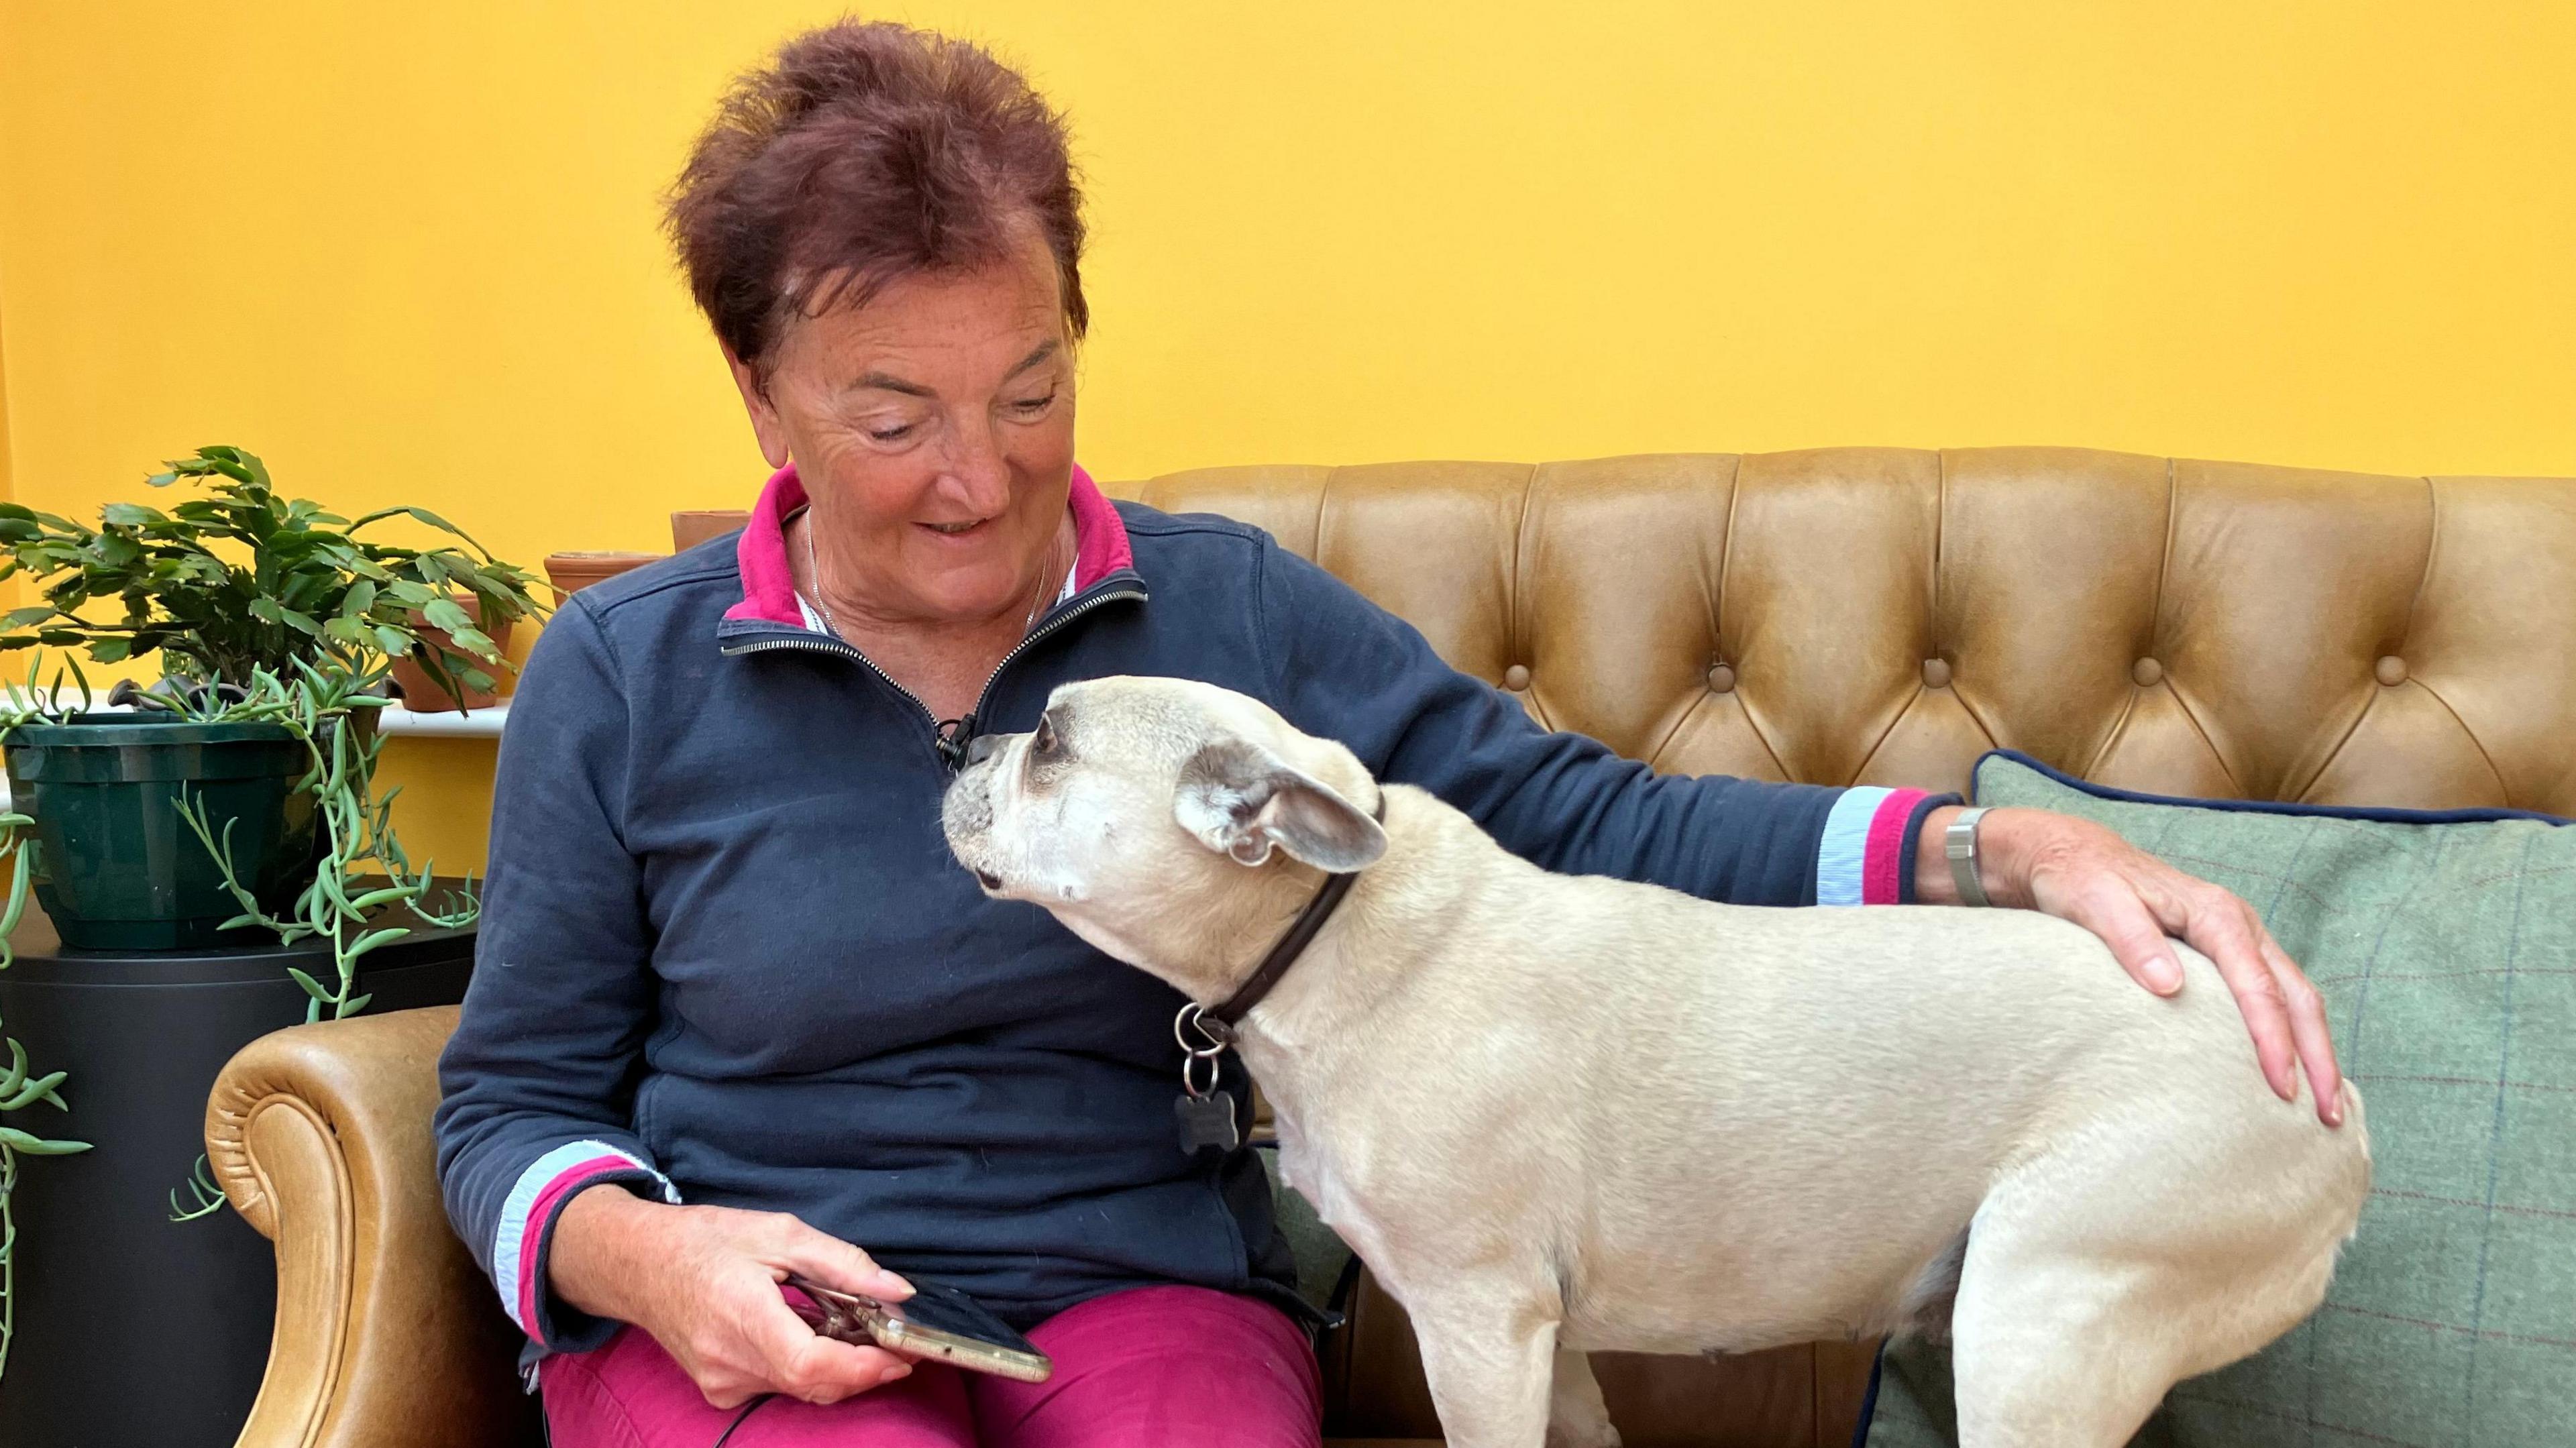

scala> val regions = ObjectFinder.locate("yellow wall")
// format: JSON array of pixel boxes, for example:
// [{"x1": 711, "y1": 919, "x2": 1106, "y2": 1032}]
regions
[
  {"x1": 2, "y1": 1, "x2": 2572, "y2": 869},
  {"x1": 0, "y1": 300, "x2": 14, "y2": 514}
]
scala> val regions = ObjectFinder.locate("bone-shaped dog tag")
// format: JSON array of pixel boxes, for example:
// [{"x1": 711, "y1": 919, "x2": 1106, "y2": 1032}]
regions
[{"x1": 1175, "y1": 1090, "x2": 1240, "y2": 1154}]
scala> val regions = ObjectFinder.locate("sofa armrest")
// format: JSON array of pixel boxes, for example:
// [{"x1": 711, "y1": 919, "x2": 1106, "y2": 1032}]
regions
[{"x1": 206, "y1": 1005, "x2": 540, "y2": 1448}]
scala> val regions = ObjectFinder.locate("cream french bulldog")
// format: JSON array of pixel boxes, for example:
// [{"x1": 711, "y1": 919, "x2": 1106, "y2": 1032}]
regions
[{"x1": 941, "y1": 675, "x2": 2369, "y2": 1448}]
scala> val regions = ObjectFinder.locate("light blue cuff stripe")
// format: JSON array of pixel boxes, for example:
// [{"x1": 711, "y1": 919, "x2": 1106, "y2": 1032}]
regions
[
  {"x1": 1817, "y1": 787, "x2": 1894, "y2": 907},
  {"x1": 490, "y1": 1140, "x2": 672, "y2": 1337}
]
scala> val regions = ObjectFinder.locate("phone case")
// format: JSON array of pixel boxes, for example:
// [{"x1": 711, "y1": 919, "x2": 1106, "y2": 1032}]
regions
[{"x1": 786, "y1": 1276, "x2": 1055, "y2": 1384}]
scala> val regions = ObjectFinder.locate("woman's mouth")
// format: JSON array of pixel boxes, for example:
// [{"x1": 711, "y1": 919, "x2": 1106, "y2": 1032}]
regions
[{"x1": 921, "y1": 518, "x2": 989, "y2": 537}]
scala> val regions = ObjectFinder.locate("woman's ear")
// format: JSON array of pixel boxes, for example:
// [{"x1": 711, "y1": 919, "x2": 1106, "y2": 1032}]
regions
[{"x1": 725, "y1": 347, "x2": 792, "y2": 469}]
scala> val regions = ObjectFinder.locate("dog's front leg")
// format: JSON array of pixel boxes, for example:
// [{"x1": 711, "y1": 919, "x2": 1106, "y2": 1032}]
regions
[
  {"x1": 1544, "y1": 1347, "x2": 1621, "y2": 1448},
  {"x1": 1403, "y1": 1290, "x2": 1562, "y2": 1448}
]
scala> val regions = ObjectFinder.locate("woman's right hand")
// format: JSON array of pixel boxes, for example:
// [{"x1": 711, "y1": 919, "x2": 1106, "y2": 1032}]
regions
[{"x1": 549, "y1": 1182, "x2": 919, "y2": 1408}]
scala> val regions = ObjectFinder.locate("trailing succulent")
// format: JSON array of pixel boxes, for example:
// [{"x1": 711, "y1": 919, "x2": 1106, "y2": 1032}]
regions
[
  {"x1": 166, "y1": 661, "x2": 483, "y2": 1023},
  {"x1": 0, "y1": 810, "x2": 85, "y2": 1383}
]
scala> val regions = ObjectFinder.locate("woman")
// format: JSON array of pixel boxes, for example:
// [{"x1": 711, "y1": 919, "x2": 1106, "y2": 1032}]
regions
[{"x1": 436, "y1": 21, "x2": 2341, "y2": 1447}]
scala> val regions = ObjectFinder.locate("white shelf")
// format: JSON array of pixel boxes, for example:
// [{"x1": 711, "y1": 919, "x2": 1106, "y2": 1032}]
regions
[
  {"x1": 0, "y1": 700, "x2": 504, "y2": 812},
  {"x1": 374, "y1": 702, "x2": 509, "y2": 738},
  {"x1": 0, "y1": 695, "x2": 505, "y2": 737}
]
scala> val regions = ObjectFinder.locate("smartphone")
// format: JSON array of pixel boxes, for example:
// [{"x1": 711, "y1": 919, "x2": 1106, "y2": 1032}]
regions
[{"x1": 785, "y1": 1274, "x2": 1054, "y2": 1384}]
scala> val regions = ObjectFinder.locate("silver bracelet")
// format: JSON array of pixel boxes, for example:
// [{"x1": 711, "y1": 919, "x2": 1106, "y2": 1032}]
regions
[{"x1": 1945, "y1": 806, "x2": 1993, "y2": 907}]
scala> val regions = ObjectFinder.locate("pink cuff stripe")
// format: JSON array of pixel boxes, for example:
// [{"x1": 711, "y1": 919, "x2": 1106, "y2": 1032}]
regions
[
  {"x1": 1862, "y1": 788, "x2": 1932, "y2": 905},
  {"x1": 513, "y1": 1156, "x2": 633, "y2": 1339}
]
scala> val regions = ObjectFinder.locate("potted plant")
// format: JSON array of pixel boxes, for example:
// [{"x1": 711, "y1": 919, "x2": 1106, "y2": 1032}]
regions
[
  {"x1": 386, "y1": 591, "x2": 519, "y2": 713},
  {"x1": 0, "y1": 445, "x2": 543, "y2": 948},
  {"x1": 0, "y1": 447, "x2": 544, "y2": 1443}
]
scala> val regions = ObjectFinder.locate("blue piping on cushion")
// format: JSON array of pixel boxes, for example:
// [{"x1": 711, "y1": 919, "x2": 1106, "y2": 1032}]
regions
[
  {"x1": 1849, "y1": 1341, "x2": 1885, "y2": 1448},
  {"x1": 1970, "y1": 748, "x2": 2573, "y2": 828}
]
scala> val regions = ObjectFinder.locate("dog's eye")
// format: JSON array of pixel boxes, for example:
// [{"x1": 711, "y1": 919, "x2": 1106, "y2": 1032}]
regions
[{"x1": 1030, "y1": 714, "x2": 1059, "y2": 759}]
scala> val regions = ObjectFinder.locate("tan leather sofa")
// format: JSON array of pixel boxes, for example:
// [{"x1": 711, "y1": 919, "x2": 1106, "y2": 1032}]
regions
[{"x1": 207, "y1": 448, "x2": 2576, "y2": 1448}]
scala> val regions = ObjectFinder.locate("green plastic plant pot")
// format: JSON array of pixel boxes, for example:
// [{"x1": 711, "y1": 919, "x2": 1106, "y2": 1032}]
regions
[{"x1": 3, "y1": 714, "x2": 318, "y2": 950}]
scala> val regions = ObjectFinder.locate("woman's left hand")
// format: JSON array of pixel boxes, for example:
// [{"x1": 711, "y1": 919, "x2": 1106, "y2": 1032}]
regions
[{"x1": 1917, "y1": 805, "x2": 2345, "y2": 1126}]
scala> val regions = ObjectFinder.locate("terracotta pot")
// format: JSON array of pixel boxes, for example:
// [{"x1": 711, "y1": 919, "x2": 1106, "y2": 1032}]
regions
[
  {"x1": 671, "y1": 510, "x2": 751, "y2": 554},
  {"x1": 543, "y1": 551, "x2": 663, "y2": 597},
  {"x1": 386, "y1": 596, "x2": 518, "y2": 714}
]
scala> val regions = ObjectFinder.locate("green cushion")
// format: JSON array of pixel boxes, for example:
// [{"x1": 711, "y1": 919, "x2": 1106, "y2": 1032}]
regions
[{"x1": 1866, "y1": 751, "x2": 2576, "y2": 1448}]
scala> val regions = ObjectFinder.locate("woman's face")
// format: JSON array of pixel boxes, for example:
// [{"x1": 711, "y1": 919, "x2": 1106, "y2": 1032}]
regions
[{"x1": 731, "y1": 233, "x2": 1077, "y2": 629}]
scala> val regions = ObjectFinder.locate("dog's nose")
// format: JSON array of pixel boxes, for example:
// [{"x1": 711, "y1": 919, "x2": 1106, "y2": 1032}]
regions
[{"x1": 965, "y1": 732, "x2": 1003, "y2": 767}]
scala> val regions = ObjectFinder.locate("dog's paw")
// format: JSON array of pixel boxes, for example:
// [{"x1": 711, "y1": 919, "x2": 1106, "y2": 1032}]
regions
[{"x1": 1546, "y1": 1345, "x2": 1622, "y2": 1448}]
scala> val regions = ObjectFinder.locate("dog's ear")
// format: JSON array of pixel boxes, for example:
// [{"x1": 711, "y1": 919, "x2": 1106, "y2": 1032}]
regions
[{"x1": 1174, "y1": 736, "x2": 1385, "y2": 872}]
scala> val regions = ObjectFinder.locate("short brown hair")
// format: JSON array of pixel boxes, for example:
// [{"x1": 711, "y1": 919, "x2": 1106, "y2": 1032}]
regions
[{"x1": 665, "y1": 20, "x2": 1088, "y2": 370}]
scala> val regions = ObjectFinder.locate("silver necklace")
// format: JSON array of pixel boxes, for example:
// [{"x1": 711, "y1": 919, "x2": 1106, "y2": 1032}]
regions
[{"x1": 800, "y1": 513, "x2": 1060, "y2": 642}]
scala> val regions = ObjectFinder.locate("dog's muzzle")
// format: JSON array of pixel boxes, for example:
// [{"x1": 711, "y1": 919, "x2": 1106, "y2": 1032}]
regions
[{"x1": 939, "y1": 744, "x2": 1010, "y2": 892}]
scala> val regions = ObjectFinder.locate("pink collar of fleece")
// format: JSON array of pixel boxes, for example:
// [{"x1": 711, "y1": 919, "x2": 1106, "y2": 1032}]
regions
[{"x1": 724, "y1": 463, "x2": 1133, "y2": 628}]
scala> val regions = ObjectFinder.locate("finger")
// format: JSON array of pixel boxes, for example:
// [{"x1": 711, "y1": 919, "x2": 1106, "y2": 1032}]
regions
[
  {"x1": 2127, "y1": 864, "x2": 2200, "y2": 942},
  {"x1": 771, "y1": 1223, "x2": 914, "y2": 1301},
  {"x1": 777, "y1": 1333, "x2": 914, "y2": 1404},
  {"x1": 695, "y1": 1370, "x2": 761, "y2": 1412},
  {"x1": 2188, "y1": 895, "x2": 2296, "y2": 1101},
  {"x1": 2263, "y1": 932, "x2": 2345, "y2": 1125},
  {"x1": 745, "y1": 1287, "x2": 912, "y2": 1404},
  {"x1": 2068, "y1": 884, "x2": 2186, "y2": 995}
]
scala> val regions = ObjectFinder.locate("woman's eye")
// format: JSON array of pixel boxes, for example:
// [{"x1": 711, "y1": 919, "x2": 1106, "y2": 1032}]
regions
[
  {"x1": 866, "y1": 423, "x2": 916, "y2": 443},
  {"x1": 1008, "y1": 393, "x2": 1055, "y2": 416}
]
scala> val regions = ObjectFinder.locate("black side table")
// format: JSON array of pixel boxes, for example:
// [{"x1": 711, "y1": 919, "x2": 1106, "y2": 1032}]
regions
[{"x1": 0, "y1": 888, "x2": 477, "y2": 1448}]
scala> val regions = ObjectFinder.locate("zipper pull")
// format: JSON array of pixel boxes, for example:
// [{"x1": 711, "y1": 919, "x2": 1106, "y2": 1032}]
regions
[{"x1": 934, "y1": 714, "x2": 978, "y2": 774}]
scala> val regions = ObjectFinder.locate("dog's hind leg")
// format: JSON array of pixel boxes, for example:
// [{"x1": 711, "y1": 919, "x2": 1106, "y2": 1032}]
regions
[
  {"x1": 1939, "y1": 1158, "x2": 2196, "y2": 1447},
  {"x1": 1945, "y1": 1258, "x2": 2182, "y2": 1448},
  {"x1": 1947, "y1": 1096, "x2": 2363, "y2": 1446},
  {"x1": 1544, "y1": 1348, "x2": 1621, "y2": 1448},
  {"x1": 1941, "y1": 1162, "x2": 2239, "y2": 1448},
  {"x1": 1949, "y1": 1216, "x2": 2347, "y2": 1447}
]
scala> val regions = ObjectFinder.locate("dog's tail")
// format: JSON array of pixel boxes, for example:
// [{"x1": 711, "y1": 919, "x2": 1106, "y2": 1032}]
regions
[
  {"x1": 2334, "y1": 1078, "x2": 2369, "y2": 1154},
  {"x1": 2332, "y1": 1078, "x2": 2371, "y2": 1249}
]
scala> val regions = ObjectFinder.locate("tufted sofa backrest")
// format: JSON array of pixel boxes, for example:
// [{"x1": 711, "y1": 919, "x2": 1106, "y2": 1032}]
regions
[{"x1": 1124, "y1": 447, "x2": 2576, "y2": 816}]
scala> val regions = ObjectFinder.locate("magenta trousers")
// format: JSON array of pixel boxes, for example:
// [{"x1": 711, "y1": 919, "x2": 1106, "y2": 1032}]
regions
[{"x1": 538, "y1": 1284, "x2": 1323, "y2": 1447}]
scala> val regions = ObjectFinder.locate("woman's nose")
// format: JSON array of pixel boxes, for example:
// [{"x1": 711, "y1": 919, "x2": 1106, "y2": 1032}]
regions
[{"x1": 935, "y1": 424, "x2": 1013, "y2": 514}]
